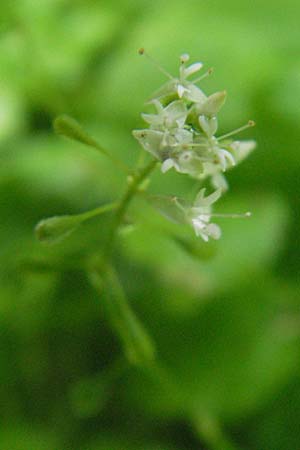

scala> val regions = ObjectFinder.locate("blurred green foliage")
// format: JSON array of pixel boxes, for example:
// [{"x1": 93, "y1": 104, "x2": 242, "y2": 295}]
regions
[{"x1": 1, "y1": 1, "x2": 300, "y2": 449}]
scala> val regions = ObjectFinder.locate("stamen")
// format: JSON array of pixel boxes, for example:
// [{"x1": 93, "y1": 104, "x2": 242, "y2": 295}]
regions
[
  {"x1": 199, "y1": 211, "x2": 252, "y2": 218},
  {"x1": 138, "y1": 48, "x2": 173, "y2": 80},
  {"x1": 217, "y1": 120, "x2": 255, "y2": 141},
  {"x1": 192, "y1": 67, "x2": 214, "y2": 83}
]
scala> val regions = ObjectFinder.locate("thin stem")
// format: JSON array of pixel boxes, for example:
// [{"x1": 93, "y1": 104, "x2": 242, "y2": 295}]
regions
[
  {"x1": 77, "y1": 202, "x2": 119, "y2": 222},
  {"x1": 217, "y1": 120, "x2": 255, "y2": 141},
  {"x1": 87, "y1": 159, "x2": 157, "y2": 366},
  {"x1": 88, "y1": 265, "x2": 155, "y2": 366},
  {"x1": 104, "y1": 159, "x2": 157, "y2": 261},
  {"x1": 192, "y1": 67, "x2": 214, "y2": 83},
  {"x1": 196, "y1": 212, "x2": 252, "y2": 218},
  {"x1": 136, "y1": 148, "x2": 146, "y2": 168},
  {"x1": 139, "y1": 48, "x2": 174, "y2": 80},
  {"x1": 54, "y1": 115, "x2": 130, "y2": 175},
  {"x1": 90, "y1": 140, "x2": 131, "y2": 175}
]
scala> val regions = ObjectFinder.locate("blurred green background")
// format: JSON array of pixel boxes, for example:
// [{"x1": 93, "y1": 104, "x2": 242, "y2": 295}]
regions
[{"x1": 1, "y1": 0, "x2": 300, "y2": 449}]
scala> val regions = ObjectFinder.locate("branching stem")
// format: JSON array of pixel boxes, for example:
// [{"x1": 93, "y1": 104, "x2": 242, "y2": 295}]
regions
[{"x1": 104, "y1": 159, "x2": 157, "y2": 261}]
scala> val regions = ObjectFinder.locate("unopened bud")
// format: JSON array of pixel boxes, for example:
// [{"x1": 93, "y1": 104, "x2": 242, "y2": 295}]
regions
[
  {"x1": 35, "y1": 215, "x2": 81, "y2": 245},
  {"x1": 54, "y1": 115, "x2": 97, "y2": 148}
]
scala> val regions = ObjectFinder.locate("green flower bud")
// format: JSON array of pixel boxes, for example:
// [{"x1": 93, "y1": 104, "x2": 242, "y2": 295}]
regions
[
  {"x1": 53, "y1": 116, "x2": 130, "y2": 174},
  {"x1": 53, "y1": 115, "x2": 98, "y2": 148},
  {"x1": 35, "y1": 215, "x2": 82, "y2": 244}
]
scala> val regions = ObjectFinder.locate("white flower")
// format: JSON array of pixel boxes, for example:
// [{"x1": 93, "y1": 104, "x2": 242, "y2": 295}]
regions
[
  {"x1": 216, "y1": 148, "x2": 236, "y2": 171},
  {"x1": 161, "y1": 158, "x2": 180, "y2": 173},
  {"x1": 191, "y1": 218, "x2": 221, "y2": 241},
  {"x1": 161, "y1": 150, "x2": 204, "y2": 176},
  {"x1": 132, "y1": 123, "x2": 193, "y2": 162},
  {"x1": 132, "y1": 129, "x2": 166, "y2": 159},
  {"x1": 141, "y1": 100, "x2": 187, "y2": 130},
  {"x1": 187, "y1": 188, "x2": 222, "y2": 241},
  {"x1": 149, "y1": 54, "x2": 207, "y2": 103},
  {"x1": 229, "y1": 140, "x2": 256, "y2": 163},
  {"x1": 132, "y1": 51, "x2": 255, "y2": 243}
]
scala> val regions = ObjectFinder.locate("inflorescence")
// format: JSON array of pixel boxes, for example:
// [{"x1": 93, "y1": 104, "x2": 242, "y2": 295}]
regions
[{"x1": 133, "y1": 49, "x2": 255, "y2": 241}]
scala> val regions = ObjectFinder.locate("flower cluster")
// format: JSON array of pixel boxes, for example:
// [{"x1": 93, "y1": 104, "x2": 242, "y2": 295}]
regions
[{"x1": 133, "y1": 51, "x2": 255, "y2": 241}]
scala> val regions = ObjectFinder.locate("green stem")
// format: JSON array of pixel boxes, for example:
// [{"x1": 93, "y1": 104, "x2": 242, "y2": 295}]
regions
[
  {"x1": 89, "y1": 265, "x2": 155, "y2": 366},
  {"x1": 87, "y1": 159, "x2": 157, "y2": 365},
  {"x1": 85, "y1": 160, "x2": 157, "y2": 365},
  {"x1": 104, "y1": 159, "x2": 157, "y2": 261},
  {"x1": 77, "y1": 201, "x2": 119, "y2": 222},
  {"x1": 91, "y1": 141, "x2": 131, "y2": 175},
  {"x1": 54, "y1": 115, "x2": 130, "y2": 175}
]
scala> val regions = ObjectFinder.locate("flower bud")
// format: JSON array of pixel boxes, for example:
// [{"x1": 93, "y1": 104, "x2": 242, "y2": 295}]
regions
[
  {"x1": 53, "y1": 115, "x2": 97, "y2": 148},
  {"x1": 35, "y1": 215, "x2": 82, "y2": 244}
]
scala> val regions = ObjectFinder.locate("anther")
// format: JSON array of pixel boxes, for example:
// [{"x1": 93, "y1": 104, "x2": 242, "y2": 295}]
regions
[
  {"x1": 137, "y1": 48, "x2": 173, "y2": 80},
  {"x1": 192, "y1": 67, "x2": 214, "y2": 84},
  {"x1": 217, "y1": 120, "x2": 256, "y2": 141}
]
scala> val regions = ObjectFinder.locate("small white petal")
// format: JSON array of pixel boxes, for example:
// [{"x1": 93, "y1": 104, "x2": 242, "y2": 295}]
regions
[
  {"x1": 132, "y1": 129, "x2": 163, "y2": 159},
  {"x1": 198, "y1": 115, "x2": 211, "y2": 136},
  {"x1": 218, "y1": 151, "x2": 226, "y2": 171},
  {"x1": 148, "y1": 80, "x2": 177, "y2": 101},
  {"x1": 211, "y1": 172, "x2": 228, "y2": 191},
  {"x1": 192, "y1": 218, "x2": 206, "y2": 236},
  {"x1": 220, "y1": 149, "x2": 236, "y2": 168},
  {"x1": 230, "y1": 140, "x2": 256, "y2": 163},
  {"x1": 161, "y1": 158, "x2": 175, "y2": 173},
  {"x1": 164, "y1": 100, "x2": 188, "y2": 126},
  {"x1": 197, "y1": 213, "x2": 210, "y2": 224},
  {"x1": 199, "y1": 91, "x2": 227, "y2": 116},
  {"x1": 141, "y1": 113, "x2": 161, "y2": 125},
  {"x1": 177, "y1": 84, "x2": 186, "y2": 98},
  {"x1": 175, "y1": 128, "x2": 193, "y2": 144},
  {"x1": 185, "y1": 84, "x2": 206, "y2": 103},
  {"x1": 208, "y1": 116, "x2": 218, "y2": 136},
  {"x1": 194, "y1": 188, "x2": 222, "y2": 207},
  {"x1": 199, "y1": 232, "x2": 209, "y2": 242},
  {"x1": 184, "y1": 62, "x2": 203, "y2": 78},
  {"x1": 152, "y1": 99, "x2": 164, "y2": 113},
  {"x1": 205, "y1": 223, "x2": 222, "y2": 240}
]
